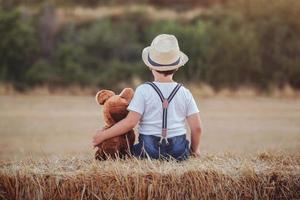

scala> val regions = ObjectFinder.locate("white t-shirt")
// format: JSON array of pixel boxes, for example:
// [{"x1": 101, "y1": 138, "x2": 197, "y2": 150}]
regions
[{"x1": 127, "y1": 81, "x2": 199, "y2": 138}]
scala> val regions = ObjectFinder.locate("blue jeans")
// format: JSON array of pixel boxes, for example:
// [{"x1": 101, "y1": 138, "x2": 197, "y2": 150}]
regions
[{"x1": 132, "y1": 134, "x2": 190, "y2": 161}]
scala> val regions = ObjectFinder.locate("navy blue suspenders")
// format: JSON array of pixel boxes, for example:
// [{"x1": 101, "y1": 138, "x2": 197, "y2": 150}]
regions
[{"x1": 145, "y1": 82, "x2": 182, "y2": 144}]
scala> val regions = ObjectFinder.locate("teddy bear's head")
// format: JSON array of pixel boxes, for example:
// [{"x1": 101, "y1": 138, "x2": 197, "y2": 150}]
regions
[{"x1": 95, "y1": 88, "x2": 134, "y2": 126}]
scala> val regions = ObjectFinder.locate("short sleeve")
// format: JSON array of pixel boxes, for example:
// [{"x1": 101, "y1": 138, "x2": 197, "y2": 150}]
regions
[
  {"x1": 127, "y1": 85, "x2": 145, "y2": 115},
  {"x1": 186, "y1": 90, "x2": 200, "y2": 117}
]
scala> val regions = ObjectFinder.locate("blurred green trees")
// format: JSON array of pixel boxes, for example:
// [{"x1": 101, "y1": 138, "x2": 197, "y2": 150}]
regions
[
  {"x1": 0, "y1": 8, "x2": 38, "y2": 90},
  {"x1": 0, "y1": 0, "x2": 300, "y2": 91}
]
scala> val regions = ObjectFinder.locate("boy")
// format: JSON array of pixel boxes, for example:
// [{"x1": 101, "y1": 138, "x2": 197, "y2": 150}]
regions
[{"x1": 92, "y1": 34, "x2": 202, "y2": 160}]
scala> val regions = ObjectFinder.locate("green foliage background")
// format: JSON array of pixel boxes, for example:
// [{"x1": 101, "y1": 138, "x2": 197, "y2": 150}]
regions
[{"x1": 0, "y1": 0, "x2": 300, "y2": 91}]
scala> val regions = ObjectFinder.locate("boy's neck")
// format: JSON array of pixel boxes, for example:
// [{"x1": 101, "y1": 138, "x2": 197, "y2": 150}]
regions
[{"x1": 154, "y1": 76, "x2": 174, "y2": 83}]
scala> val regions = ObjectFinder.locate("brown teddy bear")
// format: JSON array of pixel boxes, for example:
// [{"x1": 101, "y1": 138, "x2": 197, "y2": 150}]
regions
[{"x1": 94, "y1": 88, "x2": 135, "y2": 160}]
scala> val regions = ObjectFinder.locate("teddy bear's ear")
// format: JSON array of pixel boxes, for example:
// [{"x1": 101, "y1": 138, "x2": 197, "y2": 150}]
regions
[
  {"x1": 119, "y1": 88, "x2": 134, "y2": 102},
  {"x1": 95, "y1": 90, "x2": 115, "y2": 105}
]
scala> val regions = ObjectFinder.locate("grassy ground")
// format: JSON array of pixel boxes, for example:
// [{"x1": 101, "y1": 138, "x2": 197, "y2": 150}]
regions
[{"x1": 0, "y1": 95, "x2": 300, "y2": 199}]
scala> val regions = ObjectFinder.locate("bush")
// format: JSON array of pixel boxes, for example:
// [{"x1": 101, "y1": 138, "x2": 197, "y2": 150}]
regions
[
  {"x1": 25, "y1": 59, "x2": 56, "y2": 86},
  {"x1": 0, "y1": 8, "x2": 38, "y2": 90},
  {"x1": 198, "y1": 9, "x2": 263, "y2": 89},
  {"x1": 50, "y1": 19, "x2": 144, "y2": 90}
]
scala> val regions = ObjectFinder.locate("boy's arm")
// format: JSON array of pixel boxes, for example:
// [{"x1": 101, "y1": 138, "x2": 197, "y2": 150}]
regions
[
  {"x1": 92, "y1": 111, "x2": 141, "y2": 147},
  {"x1": 186, "y1": 112, "x2": 202, "y2": 157}
]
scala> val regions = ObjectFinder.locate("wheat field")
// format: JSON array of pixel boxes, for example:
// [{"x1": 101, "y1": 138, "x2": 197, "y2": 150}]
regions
[{"x1": 0, "y1": 95, "x2": 300, "y2": 199}]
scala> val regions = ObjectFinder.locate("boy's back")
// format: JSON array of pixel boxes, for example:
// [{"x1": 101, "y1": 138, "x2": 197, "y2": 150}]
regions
[{"x1": 128, "y1": 81, "x2": 199, "y2": 138}]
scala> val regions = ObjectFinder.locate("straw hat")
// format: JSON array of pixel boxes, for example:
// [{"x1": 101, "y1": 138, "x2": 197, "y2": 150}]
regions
[{"x1": 142, "y1": 34, "x2": 189, "y2": 71}]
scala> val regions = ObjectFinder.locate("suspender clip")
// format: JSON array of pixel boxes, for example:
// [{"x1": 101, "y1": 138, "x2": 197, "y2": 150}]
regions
[
  {"x1": 159, "y1": 136, "x2": 169, "y2": 145},
  {"x1": 160, "y1": 129, "x2": 169, "y2": 145}
]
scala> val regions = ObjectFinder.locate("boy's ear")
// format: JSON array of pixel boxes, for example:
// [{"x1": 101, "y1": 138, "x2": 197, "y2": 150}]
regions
[
  {"x1": 119, "y1": 88, "x2": 134, "y2": 102},
  {"x1": 95, "y1": 90, "x2": 115, "y2": 105}
]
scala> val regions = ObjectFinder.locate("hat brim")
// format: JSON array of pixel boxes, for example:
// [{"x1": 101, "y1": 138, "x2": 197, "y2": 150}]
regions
[{"x1": 142, "y1": 46, "x2": 189, "y2": 71}]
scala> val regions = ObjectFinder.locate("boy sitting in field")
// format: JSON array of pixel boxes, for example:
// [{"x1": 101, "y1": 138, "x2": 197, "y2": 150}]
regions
[{"x1": 92, "y1": 34, "x2": 202, "y2": 160}]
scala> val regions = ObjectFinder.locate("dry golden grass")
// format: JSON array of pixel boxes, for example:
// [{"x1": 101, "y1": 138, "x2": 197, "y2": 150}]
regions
[
  {"x1": 0, "y1": 95, "x2": 300, "y2": 199},
  {"x1": 0, "y1": 152, "x2": 299, "y2": 199}
]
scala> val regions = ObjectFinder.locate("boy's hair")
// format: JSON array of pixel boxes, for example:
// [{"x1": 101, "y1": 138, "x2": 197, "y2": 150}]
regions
[{"x1": 155, "y1": 69, "x2": 177, "y2": 76}]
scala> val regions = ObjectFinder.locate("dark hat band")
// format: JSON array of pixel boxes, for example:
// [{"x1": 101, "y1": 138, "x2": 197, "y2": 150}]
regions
[{"x1": 148, "y1": 53, "x2": 180, "y2": 67}]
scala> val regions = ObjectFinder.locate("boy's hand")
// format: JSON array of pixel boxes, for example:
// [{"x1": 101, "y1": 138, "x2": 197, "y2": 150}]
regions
[
  {"x1": 92, "y1": 128, "x2": 105, "y2": 148},
  {"x1": 190, "y1": 149, "x2": 201, "y2": 157}
]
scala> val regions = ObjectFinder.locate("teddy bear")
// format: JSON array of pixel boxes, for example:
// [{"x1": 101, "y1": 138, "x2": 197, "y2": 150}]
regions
[{"x1": 94, "y1": 88, "x2": 135, "y2": 160}]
